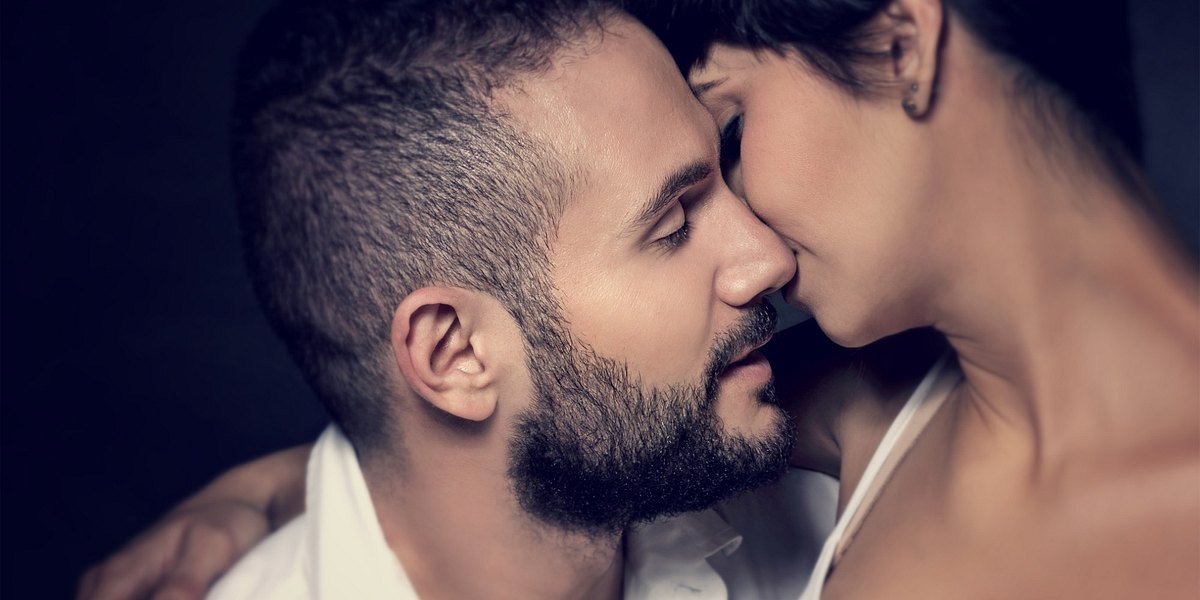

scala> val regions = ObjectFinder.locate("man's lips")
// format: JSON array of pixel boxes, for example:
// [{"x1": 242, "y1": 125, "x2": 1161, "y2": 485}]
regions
[{"x1": 720, "y1": 336, "x2": 773, "y2": 375}]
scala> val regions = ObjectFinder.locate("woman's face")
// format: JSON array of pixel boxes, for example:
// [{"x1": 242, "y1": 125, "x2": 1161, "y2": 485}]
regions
[{"x1": 689, "y1": 45, "x2": 942, "y2": 347}]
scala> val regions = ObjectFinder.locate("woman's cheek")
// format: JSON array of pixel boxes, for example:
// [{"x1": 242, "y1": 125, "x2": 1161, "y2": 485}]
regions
[{"x1": 737, "y1": 151, "x2": 779, "y2": 226}]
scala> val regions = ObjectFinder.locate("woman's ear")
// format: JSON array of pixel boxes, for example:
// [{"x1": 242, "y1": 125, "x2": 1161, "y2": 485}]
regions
[
  {"x1": 390, "y1": 287, "x2": 515, "y2": 422},
  {"x1": 879, "y1": 0, "x2": 944, "y2": 118}
]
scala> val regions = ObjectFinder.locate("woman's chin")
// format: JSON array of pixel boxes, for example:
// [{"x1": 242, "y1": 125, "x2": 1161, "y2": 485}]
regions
[{"x1": 809, "y1": 308, "x2": 890, "y2": 349}]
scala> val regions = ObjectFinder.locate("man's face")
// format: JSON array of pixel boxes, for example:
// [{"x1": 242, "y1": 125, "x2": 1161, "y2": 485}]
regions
[{"x1": 502, "y1": 16, "x2": 799, "y2": 534}]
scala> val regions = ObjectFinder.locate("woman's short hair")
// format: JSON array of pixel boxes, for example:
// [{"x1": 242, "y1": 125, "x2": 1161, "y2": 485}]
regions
[{"x1": 631, "y1": 0, "x2": 1145, "y2": 192}]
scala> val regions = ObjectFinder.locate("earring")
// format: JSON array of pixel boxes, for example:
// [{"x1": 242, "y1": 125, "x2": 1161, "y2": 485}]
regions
[{"x1": 902, "y1": 83, "x2": 919, "y2": 115}]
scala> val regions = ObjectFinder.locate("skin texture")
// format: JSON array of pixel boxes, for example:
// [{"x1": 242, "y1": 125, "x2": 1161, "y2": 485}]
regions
[
  {"x1": 510, "y1": 29, "x2": 794, "y2": 441},
  {"x1": 80, "y1": 1, "x2": 1199, "y2": 598},
  {"x1": 205, "y1": 13, "x2": 794, "y2": 600},
  {"x1": 692, "y1": 8, "x2": 944, "y2": 349},
  {"x1": 83, "y1": 14, "x2": 800, "y2": 600},
  {"x1": 76, "y1": 14, "x2": 796, "y2": 599},
  {"x1": 690, "y1": 0, "x2": 1200, "y2": 597}
]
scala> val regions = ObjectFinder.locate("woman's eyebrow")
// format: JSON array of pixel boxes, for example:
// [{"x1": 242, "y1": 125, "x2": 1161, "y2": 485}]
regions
[{"x1": 689, "y1": 76, "x2": 728, "y2": 99}]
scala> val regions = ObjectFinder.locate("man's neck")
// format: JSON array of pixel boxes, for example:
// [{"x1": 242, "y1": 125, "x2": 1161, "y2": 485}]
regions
[{"x1": 361, "y1": 449, "x2": 626, "y2": 599}]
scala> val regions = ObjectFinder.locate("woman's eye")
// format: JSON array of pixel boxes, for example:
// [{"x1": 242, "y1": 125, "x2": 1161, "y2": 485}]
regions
[{"x1": 719, "y1": 114, "x2": 743, "y2": 176}]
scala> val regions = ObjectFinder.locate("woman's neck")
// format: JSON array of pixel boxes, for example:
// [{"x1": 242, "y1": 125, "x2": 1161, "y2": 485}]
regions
[{"x1": 929, "y1": 128, "x2": 1199, "y2": 470}]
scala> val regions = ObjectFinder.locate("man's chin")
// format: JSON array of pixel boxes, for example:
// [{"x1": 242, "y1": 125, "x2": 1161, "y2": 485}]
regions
[
  {"x1": 510, "y1": 314, "x2": 794, "y2": 536},
  {"x1": 508, "y1": 399, "x2": 795, "y2": 535},
  {"x1": 713, "y1": 373, "x2": 787, "y2": 436}
]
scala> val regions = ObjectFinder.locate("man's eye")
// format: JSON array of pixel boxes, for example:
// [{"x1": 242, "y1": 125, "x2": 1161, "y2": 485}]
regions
[
  {"x1": 719, "y1": 114, "x2": 743, "y2": 176},
  {"x1": 659, "y1": 219, "x2": 692, "y2": 250}
]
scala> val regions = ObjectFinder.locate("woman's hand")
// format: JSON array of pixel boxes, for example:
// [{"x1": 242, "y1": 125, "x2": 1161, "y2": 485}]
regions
[{"x1": 76, "y1": 444, "x2": 311, "y2": 600}]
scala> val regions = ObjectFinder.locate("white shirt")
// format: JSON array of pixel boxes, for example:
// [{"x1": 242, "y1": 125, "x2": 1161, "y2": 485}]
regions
[{"x1": 209, "y1": 425, "x2": 836, "y2": 600}]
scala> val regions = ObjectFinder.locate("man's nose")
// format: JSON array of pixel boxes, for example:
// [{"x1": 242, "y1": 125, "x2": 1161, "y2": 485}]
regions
[{"x1": 714, "y1": 193, "x2": 795, "y2": 308}]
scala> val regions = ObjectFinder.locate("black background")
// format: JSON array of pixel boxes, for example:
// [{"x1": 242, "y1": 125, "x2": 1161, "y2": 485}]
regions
[{"x1": 3, "y1": 1, "x2": 1197, "y2": 598}]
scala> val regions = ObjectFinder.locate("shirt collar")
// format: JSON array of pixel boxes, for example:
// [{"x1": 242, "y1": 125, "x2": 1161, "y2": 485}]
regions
[
  {"x1": 304, "y1": 425, "x2": 420, "y2": 600},
  {"x1": 623, "y1": 509, "x2": 744, "y2": 599}
]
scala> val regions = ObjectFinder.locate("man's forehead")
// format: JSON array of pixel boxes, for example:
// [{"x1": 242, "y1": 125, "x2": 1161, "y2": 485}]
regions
[
  {"x1": 499, "y1": 15, "x2": 715, "y2": 220},
  {"x1": 501, "y1": 18, "x2": 685, "y2": 138}
]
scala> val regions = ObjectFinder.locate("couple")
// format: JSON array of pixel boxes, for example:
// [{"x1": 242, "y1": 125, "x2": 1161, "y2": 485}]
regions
[{"x1": 80, "y1": 0, "x2": 1200, "y2": 598}]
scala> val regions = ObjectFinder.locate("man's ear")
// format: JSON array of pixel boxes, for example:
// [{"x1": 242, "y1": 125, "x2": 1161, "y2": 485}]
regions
[
  {"x1": 390, "y1": 287, "x2": 517, "y2": 422},
  {"x1": 877, "y1": 0, "x2": 944, "y2": 118}
]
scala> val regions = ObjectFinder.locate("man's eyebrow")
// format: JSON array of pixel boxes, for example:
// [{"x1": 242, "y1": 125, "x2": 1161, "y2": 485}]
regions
[
  {"x1": 689, "y1": 77, "x2": 728, "y2": 98},
  {"x1": 628, "y1": 161, "x2": 713, "y2": 233}
]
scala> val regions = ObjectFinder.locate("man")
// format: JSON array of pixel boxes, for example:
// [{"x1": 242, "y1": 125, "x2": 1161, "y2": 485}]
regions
[
  {"x1": 195, "y1": 0, "x2": 821, "y2": 597},
  {"x1": 77, "y1": 1, "x2": 962, "y2": 596}
]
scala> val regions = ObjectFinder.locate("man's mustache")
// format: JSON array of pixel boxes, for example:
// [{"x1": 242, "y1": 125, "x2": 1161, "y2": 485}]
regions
[{"x1": 706, "y1": 302, "x2": 778, "y2": 381}]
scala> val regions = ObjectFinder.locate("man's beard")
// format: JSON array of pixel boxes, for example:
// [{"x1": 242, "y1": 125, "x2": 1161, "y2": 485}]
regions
[{"x1": 507, "y1": 302, "x2": 795, "y2": 536}]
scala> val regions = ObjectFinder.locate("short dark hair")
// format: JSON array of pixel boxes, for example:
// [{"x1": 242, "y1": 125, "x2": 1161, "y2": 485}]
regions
[
  {"x1": 631, "y1": 0, "x2": 1145, "y2": 192},
  {"x1": 232, "y1": 0, "x2": 612, "y2": 450}
]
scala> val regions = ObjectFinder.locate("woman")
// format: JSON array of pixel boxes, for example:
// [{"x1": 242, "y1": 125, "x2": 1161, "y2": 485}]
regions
[
  {"x1": 80, "y1": 0, "x2": 1198, "y2": 598},
  {"x1": 638, "y1": 0, "x2": 1199, "y2": 597}
]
